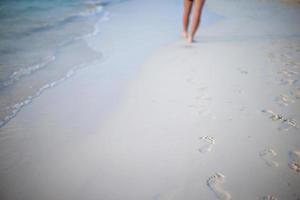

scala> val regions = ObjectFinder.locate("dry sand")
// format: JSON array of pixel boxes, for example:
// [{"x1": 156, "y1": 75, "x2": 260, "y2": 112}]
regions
[{"x1": 85, "y1": 37, "x2": 300, "y2": 200}]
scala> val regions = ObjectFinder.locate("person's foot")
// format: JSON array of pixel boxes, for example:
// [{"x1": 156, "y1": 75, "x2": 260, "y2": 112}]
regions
[
  {"x1": 182, "y1": 31, "x2": 188, "y2": 39},
  {"x1": 187, "y1": 35, "x2": 194, "y2": 43}
]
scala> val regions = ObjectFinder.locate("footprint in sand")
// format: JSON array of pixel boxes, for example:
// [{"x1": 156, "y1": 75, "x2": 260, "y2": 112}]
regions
[
  {"x1": 259, "y1": 149, "x2": 279, "y2": 168},
  {"x1": 288, "y1": 150, "x2": 300, "y2": 173},
  {"x1": 261, "y1": 109, "x2": 299, "y2": 131},
  {"x1": 278, "y1": 69, "x2": 298, "y2": 78},
  {"x1": 278, "y1": 118, "x2": 299, "y2": 131},
  {"x1": 290, "y1": 88, "x2": 300, "y2": 99},
  {"x1": 261, "y1": 109, "x2": 284, "y2": 121},
  {"x1": 275, "y1": 94, "x2": 294, "y2": 106},
  {"x1": 287, "y1": 60, "x2": 300, "y2": 69},
  {"x1": 261, "y1": 195, "x2": 278, "y2": 200},
  {"x1": 207, "y1": 173, "x2": 232, "y2": 200},
  {"x1": 280, "y1": 78, "x2": 298, "y2": 86},
  {"x1": 199, "y1": 136, "x2": 215, "y2": 153}
]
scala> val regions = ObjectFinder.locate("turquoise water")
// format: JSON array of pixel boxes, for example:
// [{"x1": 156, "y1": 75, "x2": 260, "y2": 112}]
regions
[
  {"x1": 0, "y1": 0, "x2": 122, "y2": 127},
  {"x1": 0, "y1": 0, "x2": 101, "y2": 82}
]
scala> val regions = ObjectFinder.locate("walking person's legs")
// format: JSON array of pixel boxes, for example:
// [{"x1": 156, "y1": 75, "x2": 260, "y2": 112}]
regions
[
  {"x1": 189, "y1": 0, "x2": 205, "y2": 43},
  {"x1": 182, "y1": 0, "x2": 193, "y2": 39},
  {"x1": 183, "y1": 0, "x2": 205, "y2": 43}
]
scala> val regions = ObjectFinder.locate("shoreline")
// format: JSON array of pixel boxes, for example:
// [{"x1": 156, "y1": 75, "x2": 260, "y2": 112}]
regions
[{"x1": 0, "y1": 0, "x2": 223, "y2": 129}]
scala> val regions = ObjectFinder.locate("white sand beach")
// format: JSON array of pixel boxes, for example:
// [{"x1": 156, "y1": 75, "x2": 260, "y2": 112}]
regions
[{"x1": 0, "y1": 0, "x2": 300, "y2": 200}]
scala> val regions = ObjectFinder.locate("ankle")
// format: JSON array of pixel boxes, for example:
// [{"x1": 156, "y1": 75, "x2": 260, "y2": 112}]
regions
[
  {"x1": 182, "y1": 30, "x2": 188, "y2": 38},
  {"x1": 187, "y1": 34, "x2": 194, "y2": 43}
]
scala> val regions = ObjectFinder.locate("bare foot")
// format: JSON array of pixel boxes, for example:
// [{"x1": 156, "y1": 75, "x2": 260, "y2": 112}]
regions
[
  {"x1": 187, "y1": 35, "x2": 194, "y2": 43},
  {"x1": 182, "y1": 31, "x2": 188, "y2": 39}
]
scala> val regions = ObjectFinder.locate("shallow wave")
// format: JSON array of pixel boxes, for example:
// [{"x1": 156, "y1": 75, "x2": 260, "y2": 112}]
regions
[
  {"x1": 0, "y1": 4, "x2": 110, "y2": 128},
  {"x1": 15, "y1": 5, "x2": 104, "y2": 39},
  {"x1": 84, "y1": 11, "x2": 110, "y2": 38},
  {"x1": 0, "y1": 58, "x2": 101, "y2": 128},
  {"x1": 2, "y1": 55, "x2": 56, "y2": 88},
  {"x1": 0, "y1": 8, "x2": 109, "y2": 90},
  {"x1": 78, "y1": 5, "x2": 103, "y2": 17},
  {"x1": 0, "y1": 1, "x2": 115, "y2": 128}
]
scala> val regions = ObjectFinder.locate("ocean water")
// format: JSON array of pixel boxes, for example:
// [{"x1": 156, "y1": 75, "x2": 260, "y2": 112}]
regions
[{"x1": 0, "y1": 0, "x2": 122, "y2": 127}]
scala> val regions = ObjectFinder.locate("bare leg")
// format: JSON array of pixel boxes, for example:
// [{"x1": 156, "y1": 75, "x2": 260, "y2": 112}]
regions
[
  {"x1": 188, "y1": 0, "x2": 205, "y2": 43},
  {"x1": 182, "y1": 0, "x2": 193, "y2": 39}
]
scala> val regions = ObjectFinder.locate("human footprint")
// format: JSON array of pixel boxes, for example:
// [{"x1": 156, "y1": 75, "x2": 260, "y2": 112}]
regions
[
  {"x1": 261, "y1": 109, "x2": 299, "y2": 130},
  {"x1": 259, "y1": 149, "x2": 279, "y2": 168},
  {"x1": 278, "y1": 69, "x2": 298, "y2": 77},
  {"x1": 288, "y1": 150, "x2": 300, "y2": 173},
  {"x1": 290, "y1": 88, "x2": 300, "y2": 99},
  {"x1": 207, "y1": 173, "x2": 232, "y2": 200},
  {"x1": 275, "y1": 94, "x2": 294, "y2": 106},
  {"x1": 280, "y1": 78, "x2": 298, "y2": 86},
  {"x1": 199, "y1": 136, "x2": 215, "y2": 153}
]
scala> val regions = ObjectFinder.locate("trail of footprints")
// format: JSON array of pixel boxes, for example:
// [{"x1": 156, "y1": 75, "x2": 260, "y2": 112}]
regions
[
  {"x1": 269, "y1": 44, "x2": 300, "y2": 108},
  {"x1": 185, "y1": 43, "x2": 300, "y2": 200},
  {"x1": 198, "y1": 137, "x2": 233, "y2": 199},
  {"x1": 259, "y1": 148, "x2": 300, "y2": 174},
  {"x1": 261, "y1": 44, "x2": 300, "y2": 173},
  {"x1": 202, "y1": 147, "x2": 300, "y2": 200},
  {"x1": 257, "y1": 43, "x2": 300, "y2": 199},
  {"x1": 187, "y1": 70, "x2": 233, "y2": 199},
  {"x1": 272, "y1": 45, "x2": 300, "y2": 106}
]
